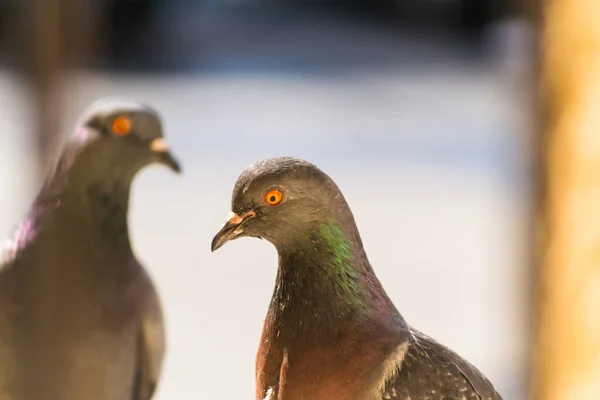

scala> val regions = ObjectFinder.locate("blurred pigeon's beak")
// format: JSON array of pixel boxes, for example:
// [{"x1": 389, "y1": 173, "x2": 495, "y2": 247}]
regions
[
  {"x1": 150, "y1": 138, "x2": 181, "y2": 173},
  {"x1": 211, "y1": 210, "x2": 256, "y2": 252}
]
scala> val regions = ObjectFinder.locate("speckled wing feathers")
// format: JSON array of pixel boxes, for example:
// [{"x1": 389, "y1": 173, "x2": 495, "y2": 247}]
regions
[{"x1": 381, "y1": 329, "x2": 502, "y2": 400}]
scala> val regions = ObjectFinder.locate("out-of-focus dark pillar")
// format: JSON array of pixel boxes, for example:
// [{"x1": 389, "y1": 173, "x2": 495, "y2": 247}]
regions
[
  {"x1": 24, "y1": 0, "x2": 62, "y2": 180},
  {"x1": 21, "y1": 0, "x2": 102, "y2": 178},
  {"x1": 16, "y1": 1, "x2": 100, "y2": 398},
  {"x1": 533, "y1": 0, "x2": 600, "y2": 399},
  {"x1": 16, "y1": 1, "x2": 64, "y2": 397}
]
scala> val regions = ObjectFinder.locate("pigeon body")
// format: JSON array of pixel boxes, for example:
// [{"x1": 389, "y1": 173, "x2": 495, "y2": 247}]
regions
[
  {"x1": 0, "y1": 99, "x2": 178, "y2": 400},
  {"x1": 212, "y1": 157, "x2": 503, "y2": 400}
]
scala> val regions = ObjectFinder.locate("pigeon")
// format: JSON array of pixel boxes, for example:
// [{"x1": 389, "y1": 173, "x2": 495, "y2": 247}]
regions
[
  {"x1": 211, "y1": 157, "x2": 503, "y2": 400},
  {"x1": 0, "y1": 99, "x2": 179, "y2": 400}
]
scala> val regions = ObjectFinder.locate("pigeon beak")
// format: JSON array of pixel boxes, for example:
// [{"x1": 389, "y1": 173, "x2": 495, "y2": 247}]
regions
[
  {"x1": 211, "y1": 210, "x2": 256, "y2": 252},
  {"x1": 150, "y1": 138, "x2": 182, "y2": 173}
]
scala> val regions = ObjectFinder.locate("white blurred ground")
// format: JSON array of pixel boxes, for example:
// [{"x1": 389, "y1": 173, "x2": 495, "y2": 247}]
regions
[{"x1": 0, "y1": 65, "x2": 530, "y2": 399}]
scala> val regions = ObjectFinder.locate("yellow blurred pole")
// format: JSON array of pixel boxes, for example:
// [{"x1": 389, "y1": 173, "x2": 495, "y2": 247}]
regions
[{"x1": 533, "y1": 1, "x2": 600, "y2": 399}]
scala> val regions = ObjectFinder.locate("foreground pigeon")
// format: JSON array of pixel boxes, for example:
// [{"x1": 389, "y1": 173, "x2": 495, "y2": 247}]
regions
[
  {"x1": 0, "y1": 99, "x2": 179, "y2": 400},
  {"x1": 212, "y1": 157, "x2": 503, "y2": 400}
]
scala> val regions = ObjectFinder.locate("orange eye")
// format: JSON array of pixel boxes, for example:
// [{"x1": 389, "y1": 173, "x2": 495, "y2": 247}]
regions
[
  {"x1": 265, "y1": 189, "x2": 283, "y2": 206},
  {"x1": 112, "y1": 116, "x2": 132, "y2": 136}
]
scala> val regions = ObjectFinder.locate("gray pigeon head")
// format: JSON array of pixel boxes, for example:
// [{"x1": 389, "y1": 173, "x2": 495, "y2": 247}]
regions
[
  {"x1": 211, "y1": 157, "x2": 351, "y2": 251},
  {"x1": 57, "y1": 98, "x2": 181, "y2": 185}
]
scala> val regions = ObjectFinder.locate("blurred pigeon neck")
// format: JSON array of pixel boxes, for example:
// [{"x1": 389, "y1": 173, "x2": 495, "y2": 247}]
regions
[
  {"x1": 273, "y1": 221, "x2": 400, "y2": 340},
  {"x1": 37, "y1": 161, "x2": 134, "y2": 253}
]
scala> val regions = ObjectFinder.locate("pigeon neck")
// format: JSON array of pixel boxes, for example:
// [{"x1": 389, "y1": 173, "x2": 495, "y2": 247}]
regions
[
  {"x1": 36, "y1": 159, "x2": 134, "y2": 253},
  {"x1": 272, "y1": 221, "x2": 401, "y2": 342}
]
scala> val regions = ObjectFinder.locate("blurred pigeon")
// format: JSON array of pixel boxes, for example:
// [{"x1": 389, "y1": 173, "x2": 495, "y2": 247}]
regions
[
  {"x1": 0, "y1": 99, "x2": 180, "y2": 400},
  {"x1": 212, "y1": 157, "x2": 503, "y2": 400}
]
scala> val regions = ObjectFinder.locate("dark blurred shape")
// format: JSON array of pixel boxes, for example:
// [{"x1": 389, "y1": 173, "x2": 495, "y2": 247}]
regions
[
  {"x1": 459, "y1": 0, "x2": 500, "y2": 33},
  {"x1": 282, "y1": 0, "x2": 514, "y2": 31},
  {"x1": 0, "y1": 0, "x2": 520, "y2": 72},
  {"x1": 104, "y1": 0, "x2": 160, "y2": 62},
  {"x1": 278, "y1": 0, "x2": 399, "y2": 16},
  {"x1": 0, "y1": 1, "x2": 20, "y2": 64}
]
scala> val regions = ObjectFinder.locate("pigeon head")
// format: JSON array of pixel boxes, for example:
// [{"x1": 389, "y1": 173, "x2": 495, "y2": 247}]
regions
[
  {"x1": 211, "y1": 157, "x2": 354, "y2": 252},
  {"x1": 57, "y1": 98, "x2": 181, "y2": 184}
]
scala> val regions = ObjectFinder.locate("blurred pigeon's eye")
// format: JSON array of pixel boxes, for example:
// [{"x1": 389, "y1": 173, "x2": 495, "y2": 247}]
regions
[
  {"x1": 112, "y1": 116, "x2": 132, "y2": 136},
  {"x1": 265, "y1": 189, "x2": 283, "y2": 206}
]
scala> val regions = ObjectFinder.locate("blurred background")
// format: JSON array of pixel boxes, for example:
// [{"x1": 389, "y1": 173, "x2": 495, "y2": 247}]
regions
[{"x1": 0, "y1": 1, "x2": 540, "y2": 399}]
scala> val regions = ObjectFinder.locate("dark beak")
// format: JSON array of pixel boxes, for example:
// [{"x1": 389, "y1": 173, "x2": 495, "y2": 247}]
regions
[
  {"x1": 150, "y1": 138, "x2": 182, "y2": 173},
  {"x1": 155, "y1": 150, "x2": 181, "y2": 173},
  {"x1": 211, "y1": 210, "x2": 256, "y2": 252}
]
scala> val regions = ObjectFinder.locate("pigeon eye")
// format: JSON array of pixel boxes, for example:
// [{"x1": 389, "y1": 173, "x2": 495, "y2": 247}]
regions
[
  {"x1": 265, "y1": 189, "x2": 283, "y2": 206},
  {"x1": 112, "y1": 116, "x2": 132, "y2": 136}
]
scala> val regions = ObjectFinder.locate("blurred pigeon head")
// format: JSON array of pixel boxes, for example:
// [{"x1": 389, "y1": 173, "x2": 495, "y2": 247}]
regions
[{"x1": 60, "y1": 98, "x2": 181, "y2": 181}]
